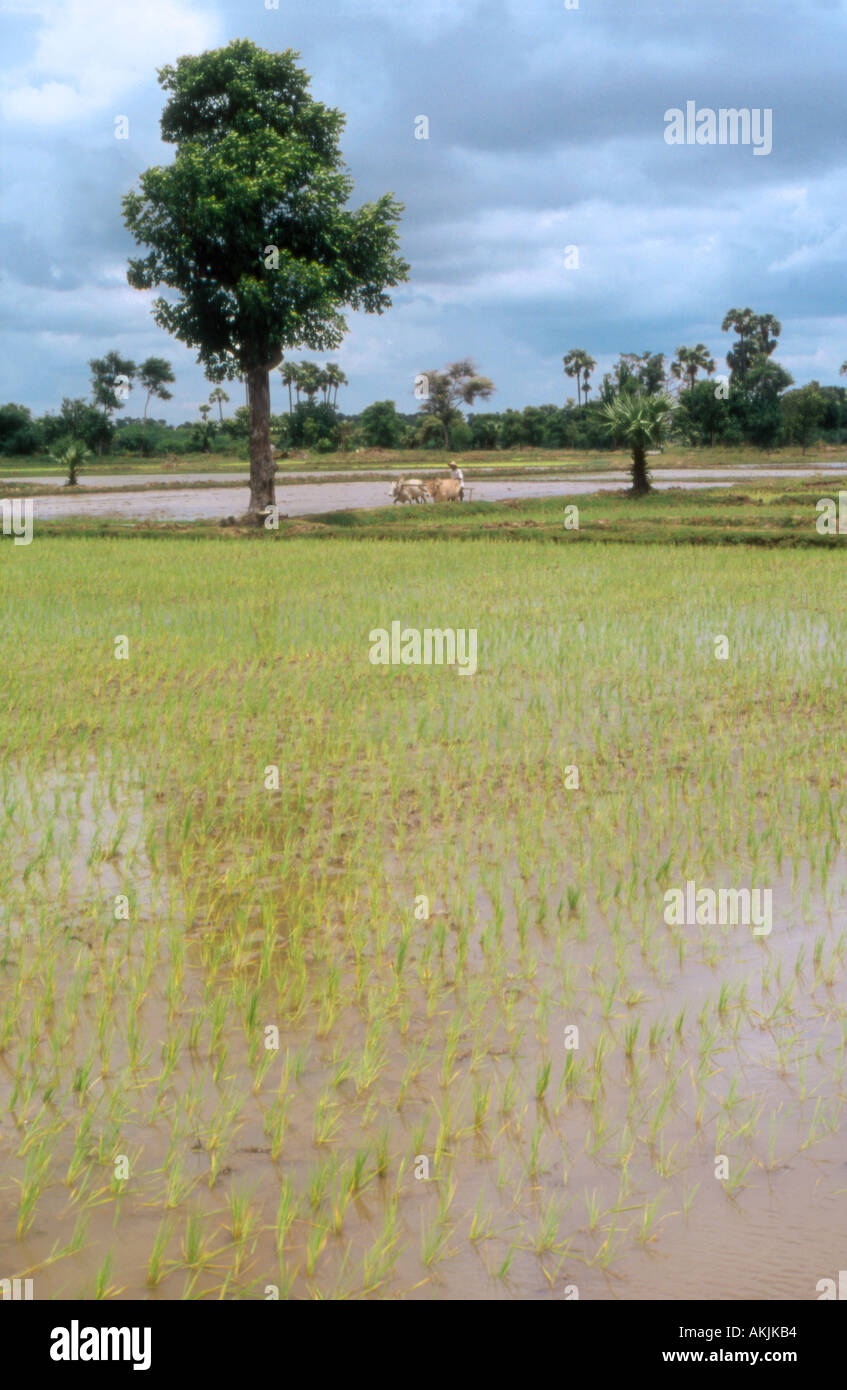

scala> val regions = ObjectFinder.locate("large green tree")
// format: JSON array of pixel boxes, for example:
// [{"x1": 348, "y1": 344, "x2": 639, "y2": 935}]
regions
[
  {"x1": 122, "y1": 39, "x2": 409, "y2": 514},
  {"x1": 359, "y1": 399, "x2": 405, "y2": 448},
  {"x1": 781, "y1": 381, "x2": 825, "y2": 454},
  {"x1": 738, "y1": 358, "x2": 793, "y2": 449},
  {"x1": 676, "y1": 378, "x2": 727, "y2": 447}
]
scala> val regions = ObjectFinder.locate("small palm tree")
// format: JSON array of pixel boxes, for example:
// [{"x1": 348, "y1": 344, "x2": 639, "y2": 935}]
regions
[
  {"x1": 600, "y1": 392, "x2": 676, "y2": 496},
  {"x1": 52, "y1": 440, "x2": 92, "y2": 487}
]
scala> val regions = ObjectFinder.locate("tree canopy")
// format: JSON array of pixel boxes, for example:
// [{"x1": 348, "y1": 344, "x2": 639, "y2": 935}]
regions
[{"x1": 122, "y1": 38, "x2": 409, "y2": 510}]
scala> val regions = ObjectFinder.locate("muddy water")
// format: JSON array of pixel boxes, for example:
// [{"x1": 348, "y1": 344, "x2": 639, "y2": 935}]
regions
[
  {"x1": 3, "y1": 750, "x2": 846, "y2": 1301},
  {"x1": 16, "y1": 466, "x2": 847, "y2": 523},
  {"x1": 8, "y1": 462, "x2": 847, "y2": 493}
]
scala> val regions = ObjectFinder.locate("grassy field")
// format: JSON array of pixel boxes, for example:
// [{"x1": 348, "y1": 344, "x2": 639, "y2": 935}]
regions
[
  {"x1": 1, "y1": 537, "x2": 846, "y2": 1299},
  {"x1": 15, "y1": 474, "x2": 847, "y2": 546},
  {"x1": 3, "y1": 440, "x2": 846, "y2": 478}
]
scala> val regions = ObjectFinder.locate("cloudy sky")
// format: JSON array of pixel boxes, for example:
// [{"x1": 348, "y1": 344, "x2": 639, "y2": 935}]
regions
[{"x1": 2, "y1": 0, "x2": 847, "y2": 422}]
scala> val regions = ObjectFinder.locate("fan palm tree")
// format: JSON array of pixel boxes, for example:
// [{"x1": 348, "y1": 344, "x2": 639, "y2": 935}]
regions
[
  {"x1": 600, "y1": 392, "x2": 676, "y2": 496},
  {"x1": 208, "y1": 386, "x2": 229, "y2": 423},
  {"x1": 671, "y1": 345, "x2": 716, "y2": 393},
  {"x1": 280, "y1": 361, "x2": 298, "y2": 414},
  {"x1": 325, "y1": 363, "x2": 348, "y2": 407},
  {"x1": 580, "y1": 355, "x2": 597, "y2": 402},
  {"x1": 563, "y1": 349, "x2": 584, "y2": 406},
  {"x1": 51, "y1": 439, "x2": 92, "y2": 487},
  {"x1": 298, "y1": 361, "x2": 321, "y2": 406},
  {"x1": 563, "y1": 350, "x2": 596, "y2": 406},
  {"x1": 316, "y1": 368, "x2": 331, "y2": 404}
]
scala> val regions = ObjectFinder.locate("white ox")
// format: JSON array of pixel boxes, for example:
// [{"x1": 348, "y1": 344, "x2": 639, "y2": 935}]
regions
[{"x1": 391, "y1": 477, "x2": 430, "y2": 504}]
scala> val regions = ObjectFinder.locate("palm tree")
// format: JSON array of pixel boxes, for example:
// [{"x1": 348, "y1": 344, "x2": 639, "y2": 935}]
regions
[
  {"x1": 280, "y1": 361, "x2": 298, "y2": 414},
  {"x1": 208, "y1": 387, "x2": 229, "y2": 423},
  {"x1": 563, "y1": 349, "x2": 596, "y2": 406},
  {"x1": 325, "y1": 363, "x2": 347, "y2": 407},
  {"x1": 316, "y1": 368, "x2": 331, "y2": 404},
  {"x1": 563, "y1": 349, "x2": 584, "y2": 406},
  {"x1": 671, "y1": 344, "x2": 716, "y2": 393},
  {"x1": 600, "y1": 392, "x2": 676, "y2": 496},
  {"x1": 299, "y1": 361, "x2": 321, "y2": 406},
  {"x1": 580, "y1": 354, "x2": 596, "y2": 402},
  {"x1": 52, "y1": 439, "x2": 91, "y2": 488}
]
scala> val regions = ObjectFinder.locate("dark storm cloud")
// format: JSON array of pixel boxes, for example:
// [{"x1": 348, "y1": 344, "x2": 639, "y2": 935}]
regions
[{"x1": 2, "y1": 0, "x2": 846, "y2": 417}]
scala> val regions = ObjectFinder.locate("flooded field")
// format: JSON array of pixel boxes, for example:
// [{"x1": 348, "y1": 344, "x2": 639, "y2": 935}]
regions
[
  {"x1": 10, "y1": 463, "x2": 847, "y2": 523},
  {"x1": 1, "y1": 539, "x2": 846, "y2": 1300}
]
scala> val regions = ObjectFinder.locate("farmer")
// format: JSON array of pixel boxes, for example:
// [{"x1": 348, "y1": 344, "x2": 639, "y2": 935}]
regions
[{"x1": 449, "y1": 459, "x2": 465, "y2": 500}]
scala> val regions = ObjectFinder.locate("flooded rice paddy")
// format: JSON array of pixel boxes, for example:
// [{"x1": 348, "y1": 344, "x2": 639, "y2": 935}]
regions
[
  {"x1": 8, "y1": 463, "x2": 847, "y2": 522},
  {"x1": 1, "y1": 540, "x2": 846, "y2": 1299}
]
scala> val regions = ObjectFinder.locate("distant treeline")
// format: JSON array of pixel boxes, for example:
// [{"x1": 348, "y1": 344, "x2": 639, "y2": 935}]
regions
[
  {"x1": 2, "y1": 306, "x2": 846, "y2": 456},
  {"x1": 2, "y1": 385, "x2": 846, "y2": 458}
]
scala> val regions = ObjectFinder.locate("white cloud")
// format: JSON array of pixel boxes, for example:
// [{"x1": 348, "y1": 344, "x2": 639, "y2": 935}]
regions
[{"x1": 1, "y1": 0, "x2": 221, "y2": 124}]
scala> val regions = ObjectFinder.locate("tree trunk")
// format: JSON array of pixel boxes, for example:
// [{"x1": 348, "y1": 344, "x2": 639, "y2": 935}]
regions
[
  {"x1": 442, "y1": 416, "x2": 450, "y2": 449},
  {"x1": 631, "y1": 444, "x2": 651, "y2": 496},
  {"x1": 247, "y1": 351, "x2": 282, "y2": 514}
]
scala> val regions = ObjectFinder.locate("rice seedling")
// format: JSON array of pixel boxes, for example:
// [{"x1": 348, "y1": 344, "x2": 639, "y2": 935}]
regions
[
  {"x1": 723, "y1": 1158, "x2": 756, "y2": 1198},
  {"x1": 146, "y1": 1218, "x2": 175, "y2": 1287},
  {"x1": 533, "y1": 1195, "x2": 565, "y2": 1255},
  {"x1": 534, "y1": 1058, "x2": 552, "y2": 1103},
  {"x1": 305, "y1": 1218, "x2": 330, "y2": 1276},
  {"x1": 4, "y1": 535, "x2": 847, "y2": 1300},
  {"x1": 181, "y1": 1210, "x2": 213, "y2": 1270},
  {"x1": 307, "y1": 1157, "x2": 337, "y2": 1210}
]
